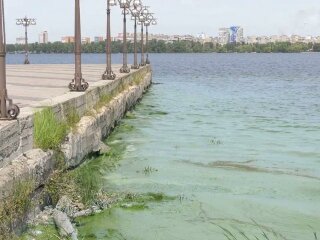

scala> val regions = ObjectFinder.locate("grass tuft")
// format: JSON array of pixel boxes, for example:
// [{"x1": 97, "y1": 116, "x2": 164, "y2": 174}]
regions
[
  {"x1": 94, "y1": 93, "x2": 114, "y2": 111},
  {"x1": 0, "y1": 179, "x2": 34, "y2": 240},
  {"x1": 65, "y1": 107, "x2": 81, "y2": 131},
  {"x1": 73, "y1": 160, "x2": 104, "y2": 204},
  {"x1": 19, "y1": 224, "x2": 61, "y2": 240},
  {"x1": 34, "y1": 108, "x2": 67, "y2": 150},
  {"x1": 45, "y1": 148, "x2": 123, "y2": 207}
]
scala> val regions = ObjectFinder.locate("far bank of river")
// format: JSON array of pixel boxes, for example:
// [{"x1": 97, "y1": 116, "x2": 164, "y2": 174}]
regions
[{"x1": 6, "y1": 40, "x2": 320, "y2": 55}]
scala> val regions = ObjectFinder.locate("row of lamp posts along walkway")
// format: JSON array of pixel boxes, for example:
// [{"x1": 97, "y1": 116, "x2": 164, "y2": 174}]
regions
[{"x1": 0, "y1": 0, "x2": 157, "y2": 120}]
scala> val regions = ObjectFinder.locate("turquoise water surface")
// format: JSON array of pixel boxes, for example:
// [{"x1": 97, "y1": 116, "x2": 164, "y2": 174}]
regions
[{"x1": 76, "y1": 53, "x2": 320, "y2": 240}]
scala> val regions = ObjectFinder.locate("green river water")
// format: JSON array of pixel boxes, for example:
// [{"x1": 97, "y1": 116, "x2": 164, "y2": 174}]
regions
[{"x1": 74, "y1": 54, "x2": 320, "y2": 240}]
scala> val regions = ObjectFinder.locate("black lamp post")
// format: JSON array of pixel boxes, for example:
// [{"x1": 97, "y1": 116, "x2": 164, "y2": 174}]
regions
[
  {"x1": 69, "y1": 0, "x2": 89, "y2": 92},
  {"x1": 16, "y1": 17, "x2": 36, "y2": 64},
  {"x1": 118, "y1": 0, "x2": 131, "y2": 73},
  {"x1": 145, "y1": 14, "x2": 157, "y2": 65},
  {"x1": 145, "y1": 14, "x2": 157, "y2": 64},
  {"x1": 138, "y1": 6, "x2": 149, "y2": 66},
  {"x1": 129, "y1": 0, "x2": 142, "y2": 69},
  {"x1": 0, "y1": 0, "x2": 19, "y2": 120},
  {"x1": 102, "y1": 0, "x2": 117, "y2": 80}
]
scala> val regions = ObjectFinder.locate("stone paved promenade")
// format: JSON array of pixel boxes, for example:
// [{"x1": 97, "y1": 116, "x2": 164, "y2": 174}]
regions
[{"x1": 6, "y1": 64, "x2": 125, "y2": 108}]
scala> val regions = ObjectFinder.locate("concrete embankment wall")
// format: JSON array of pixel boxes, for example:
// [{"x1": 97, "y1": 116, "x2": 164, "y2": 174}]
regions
[{"x1": 0, "y1": 66, "x2": 152, "y2": 199}]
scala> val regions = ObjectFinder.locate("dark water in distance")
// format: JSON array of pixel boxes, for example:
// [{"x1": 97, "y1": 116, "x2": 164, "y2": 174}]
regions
[{"x1": 11, "y1": 53, "x2": 320, "y2": 239}]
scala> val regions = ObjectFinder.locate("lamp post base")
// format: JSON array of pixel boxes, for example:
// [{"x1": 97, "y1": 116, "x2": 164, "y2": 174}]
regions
[
  {"x1": 0, "y1": 98, "x2": 20, "y2": 120},
  {"x1": 146, "y1": 54, "x2": 150, "y2": 64},
  {"x1": 68, "y1": 78, "x2": 89, "y2": 92},
  {"x1": 131, "y1": 64, "x2": 140, "y2": 70},
  {"x1": 102, "y1": 70, "x2": 116, "y2": 80},
  {"x1": 120, "y1": 65, "x2": 130, "y2": 73}
]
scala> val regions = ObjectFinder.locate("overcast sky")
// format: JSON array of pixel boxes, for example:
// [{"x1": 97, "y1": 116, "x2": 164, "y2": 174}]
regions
[{"x1": 5, "y1": 0, "x2": 320, "y2": 43}]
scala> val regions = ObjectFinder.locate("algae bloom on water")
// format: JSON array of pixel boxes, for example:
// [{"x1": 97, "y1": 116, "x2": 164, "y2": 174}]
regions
[{"x1": 75, "y1": 54, "x2": 320, "y2": 240}]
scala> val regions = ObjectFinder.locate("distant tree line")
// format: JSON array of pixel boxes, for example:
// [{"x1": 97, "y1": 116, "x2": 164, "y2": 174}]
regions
[{"x1": 6, "y1": 40, "x2": 320, "y2": 54}]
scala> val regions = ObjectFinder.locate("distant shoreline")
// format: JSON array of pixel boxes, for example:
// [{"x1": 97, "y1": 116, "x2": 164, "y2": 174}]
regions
[
  {"x1": 6, "y1": 40, "x2": 320, "y2": 54},
  {"x1": 7, "y1": 51, "x2": 320, "y2": 55}
]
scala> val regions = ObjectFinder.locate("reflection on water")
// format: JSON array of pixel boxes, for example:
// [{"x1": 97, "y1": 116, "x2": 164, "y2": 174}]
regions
[{"x1": 10, "y1": 53, "x2": 319, "y2": 239}]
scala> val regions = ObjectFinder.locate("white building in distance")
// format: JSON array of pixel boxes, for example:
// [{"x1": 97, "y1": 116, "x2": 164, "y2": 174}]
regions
[
  {"x1": 81, "y1": 37, "x2": 91, "y2": 44},
  {"x1": 197, "y1": 32, "x2": 213, "y2": 43},
  {"x1": 218, "y1": 28, "x2": 230, "y2": 45},
  {"x1": 244, "y1": 34, "x2": 320, "y2": 44},
  {"x1": 39, "y1": 31, "x2": 48, "y2": 44},
  {"x1": 16, "y1": 37, "x2": 25, "y2": 45},
  {"x1": 94, "y1": 36, "x2": 104, "y2": 43}
]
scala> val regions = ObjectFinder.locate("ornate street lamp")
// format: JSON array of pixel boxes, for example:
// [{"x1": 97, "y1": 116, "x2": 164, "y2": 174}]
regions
[
  {"x1": 129, "y1": 0, "x2": 142, "y2": 69},
  {"x1": 0, "y1": 0, "x2": 19, "y2": 120},
  {"x1": 69, "y1": 0, "x2": 89, "y2": 92},
  {"x1": 138, "y1": 6, "x2": 149, "y2": 66},
  {"x1": 118, "y1": 0, "x2": 132, "y2": 73},
  {"x1": 145, "y1": 14, "x2": 157, "y2": 65},
  {"x1": 16, "y1": 16, "x2": 36, "y2": 64},
  {"x1": 102, "y1": 0, "x2": 117, "y2": 80}
]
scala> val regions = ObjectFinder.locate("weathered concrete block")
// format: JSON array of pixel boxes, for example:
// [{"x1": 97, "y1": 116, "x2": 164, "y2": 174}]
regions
[
  {"x1": 0, "y1": 121, "x2": 21, "y2": 168},
  {"x1": 18, "y1": 114, "x2": 34, "y2": 153},
  {"x1": 61, "y1": 116, "x2": 101, "y2": 168},
  {"x1": 0, "y1": 149, "x2": 54, "y2": 199},
  {"x1": 51, "y1": 104, "x2": 64, "y2": 121},
  {"x1": 53, "y1": 209, "x2": 78, "y2": 240}
]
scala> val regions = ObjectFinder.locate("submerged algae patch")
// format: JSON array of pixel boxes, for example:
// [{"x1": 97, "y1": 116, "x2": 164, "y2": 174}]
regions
[
  {"x1": 181, "y1": 160, "x2": 320, "y2": 181},
  {"x1": 76, "y1": 193, "x2": 177, "y2": 238},
  {"x1": 118, "y1": 123, "x2": 136, "y2": 132},
  {"x1": 120, "y1": 203, "x2": 149, "y2": 211},
  {"x1": 116, "y1": 192, "x2": 177, "y2": 211},
  {"x1": 125, "y1": 111, "x2": 137, "y2": 120},
  {"x1": 19, "y1": 225, "x2": 60, "y2": 240},
  {"x1": 148, "y1": 110, "x2": 168, "y2": 116},
  {"x1": 210, "y1": 219, "x2": 318, "y2": 240},
  {"x1": 146, "y1": 192, "x2": 176, "y2": 201},
  {"x1": 79, "y1": 227, "x2": 128, "y2": 240},
  {"x1": 124, "y1": 192, "x2": 176, "y2": 203}
]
